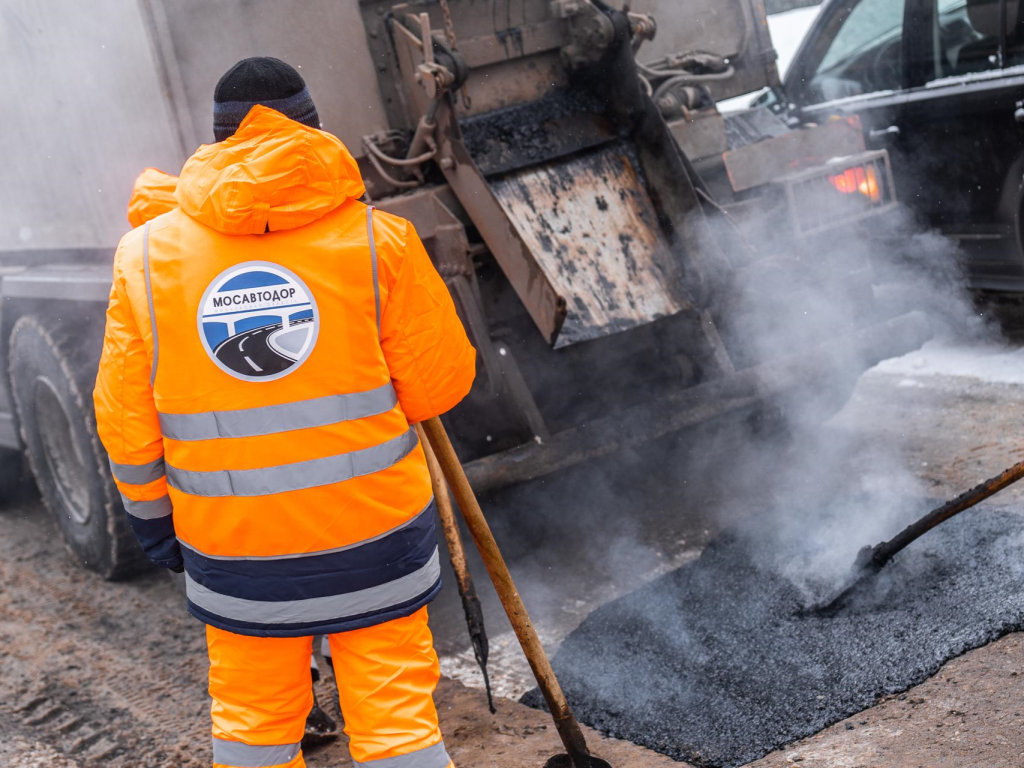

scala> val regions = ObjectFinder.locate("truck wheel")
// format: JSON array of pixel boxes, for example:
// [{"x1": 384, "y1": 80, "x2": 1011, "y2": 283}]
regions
[{"x1": 9, "y1": 316, "x2": 148, "y2": 579}]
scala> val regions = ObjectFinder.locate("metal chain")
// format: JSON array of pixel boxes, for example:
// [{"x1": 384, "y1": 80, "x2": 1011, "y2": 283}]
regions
[
  {"x1": 438, "y1": 0, "x2": 458, "y2": 50},
  {"x1": 437, "y1": 0, "x2": 472, "y2": 109}
]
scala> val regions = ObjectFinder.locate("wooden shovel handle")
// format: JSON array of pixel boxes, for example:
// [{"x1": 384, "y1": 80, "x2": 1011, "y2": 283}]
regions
[
  {"x1": 872, "y1": 458, "x2": 1024, "y2": 568},
  {"x1": 419, "y1": 417, "x2": 594, "y2": 765}
]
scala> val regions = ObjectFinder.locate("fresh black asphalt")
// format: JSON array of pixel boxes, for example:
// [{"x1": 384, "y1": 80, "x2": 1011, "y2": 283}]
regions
[{"x1": 522, "y1": 504, "x2": 1024, "y2": 767}]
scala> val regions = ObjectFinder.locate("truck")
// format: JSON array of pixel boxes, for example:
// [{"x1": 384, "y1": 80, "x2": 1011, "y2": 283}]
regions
[{"x1": 0, "y1": 0, "x2": 929, "y2": 579}]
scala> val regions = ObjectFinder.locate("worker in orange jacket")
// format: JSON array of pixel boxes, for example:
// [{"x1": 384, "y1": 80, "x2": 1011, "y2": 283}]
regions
[
  {"x1": 126, "y1": 166, "x2": 342, "y2": 745},
  {"x1": 126, "y1": 167, "x2": 177, "y2": 229},
  {"x1": 96, "y1": 57, "x2": 475, "y2": 768}
]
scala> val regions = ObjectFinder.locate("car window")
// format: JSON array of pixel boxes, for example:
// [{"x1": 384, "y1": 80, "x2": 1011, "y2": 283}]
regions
[
  {"x1": 932, "y1": 0, "x2": 1024, "y2": 77},
  {"x1": 806, "y1": 0, "x2": 907, "y2": 103}
]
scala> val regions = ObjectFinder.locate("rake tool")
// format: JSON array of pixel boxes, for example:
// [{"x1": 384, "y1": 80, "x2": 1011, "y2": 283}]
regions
[
  {"x1": 807, "y1": 458, "x2": 1024, "y2": 617},
  {"x1": 417, "y1": 424, "x2": 495, "y2": 714},
  {"x1": 420, "y1": 416, "x2": 612, "y2": 768}
]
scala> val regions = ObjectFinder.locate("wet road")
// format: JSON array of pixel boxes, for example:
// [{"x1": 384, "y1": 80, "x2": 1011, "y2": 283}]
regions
[{"x1": 3, "y1": 338, "x2": 1024, "y2": 766}]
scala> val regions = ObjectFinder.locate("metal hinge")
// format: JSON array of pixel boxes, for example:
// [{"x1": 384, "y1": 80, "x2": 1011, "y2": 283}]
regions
[{"x1": 756, "y1": 47, "x2": 780, "y2": 67}]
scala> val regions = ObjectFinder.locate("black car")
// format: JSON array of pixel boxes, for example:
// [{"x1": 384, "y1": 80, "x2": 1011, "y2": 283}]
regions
[{"x1": 764, "y1": 0, "x2": 1024, "y2": 290}]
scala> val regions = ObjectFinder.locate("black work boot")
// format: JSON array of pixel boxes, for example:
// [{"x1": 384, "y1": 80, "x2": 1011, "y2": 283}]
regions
[{"x1": 303, "y1": 677, "x2": 338, "y2": 746}]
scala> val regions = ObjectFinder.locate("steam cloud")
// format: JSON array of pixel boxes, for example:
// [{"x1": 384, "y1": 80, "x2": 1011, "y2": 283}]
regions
[
  {"x1": 688, "y1": 197, "x2": 998, "y2": 602},
  {"x1": 478, "y1": 174, "x2": 1002, "y2": 685}
]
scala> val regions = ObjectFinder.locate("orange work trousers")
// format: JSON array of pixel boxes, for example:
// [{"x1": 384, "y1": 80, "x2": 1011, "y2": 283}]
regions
[{"x1": 207, "y1": 607, "x2": 454, "y2": 768}]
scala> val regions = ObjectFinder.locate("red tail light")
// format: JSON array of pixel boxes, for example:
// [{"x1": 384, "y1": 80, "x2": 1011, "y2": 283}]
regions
[{"x1": 829, "y1": 166, "x2": 881, "y2": 203}]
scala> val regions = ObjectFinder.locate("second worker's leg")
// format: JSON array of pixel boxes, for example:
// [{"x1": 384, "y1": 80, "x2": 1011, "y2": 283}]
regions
[
  {"x1": 305, "y1": 635, "x2": 338, "y2": 743},
  {"x1": 207, "y1": 625, "x2": 313, "y2": 768},
  {"x1": 328, "y1": 607, "x2": 454, "y2": 767}
]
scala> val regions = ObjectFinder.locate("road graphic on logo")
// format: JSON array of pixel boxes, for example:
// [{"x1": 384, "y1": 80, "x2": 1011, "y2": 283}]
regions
[{"x1": 197, "y1": 262, "x2": 319, "y2": 382}]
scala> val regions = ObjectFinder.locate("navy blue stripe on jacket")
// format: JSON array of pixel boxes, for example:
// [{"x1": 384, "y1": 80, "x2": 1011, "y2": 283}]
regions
[
  {"x1": 187, "y1": 579, "x2": 442, "y2": 639},
  {"x1": 179, "y1": 500, "x2": 442, "y2": 637},
  {"x1": 180, "y1": 501, "x2": 437, "y2": 600}
]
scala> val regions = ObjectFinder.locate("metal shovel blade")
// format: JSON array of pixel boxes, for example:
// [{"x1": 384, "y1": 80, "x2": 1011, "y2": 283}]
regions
[{"x1": 544, "y1": 756, "x2": 612, "y2": 768}]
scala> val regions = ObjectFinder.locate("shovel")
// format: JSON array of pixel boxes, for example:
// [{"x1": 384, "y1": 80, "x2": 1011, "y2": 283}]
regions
[
  {"x1": 417, "y1": 424, "x2": 496, "y2": 714},
  {"x1": 419, "y1": 416, "x2": 612, "y2": 768},
  {"x1": 807, "y1": 458, "x2": 1024, "y2": 617}
]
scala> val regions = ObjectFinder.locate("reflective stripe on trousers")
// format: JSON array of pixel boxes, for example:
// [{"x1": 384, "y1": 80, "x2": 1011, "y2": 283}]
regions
[
  {"x1": 212, "y1": 738, "x2": 301, "y2": 767},
  {"x1": 352, "y1": 740, "x2": 451, "y2": 767},
  {"x1": 212, "y1": 738, "x2": 452, "y2": 767}
]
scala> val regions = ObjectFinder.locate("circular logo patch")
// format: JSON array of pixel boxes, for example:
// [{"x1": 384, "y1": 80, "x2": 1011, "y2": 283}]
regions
[{"x1": 198, "y1": 262, "x2": 319, "y2": 382}]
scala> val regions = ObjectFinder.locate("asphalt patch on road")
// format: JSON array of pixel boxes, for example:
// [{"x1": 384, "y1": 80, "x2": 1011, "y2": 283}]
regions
[{"x1": 522, "y1": 505, "x2": 1024, "y2": 767}]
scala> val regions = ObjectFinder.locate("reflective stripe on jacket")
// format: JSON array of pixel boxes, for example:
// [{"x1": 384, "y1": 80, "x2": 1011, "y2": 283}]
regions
[{"x1": 95, "y1": 106, "x2": 476, "y2": 636}]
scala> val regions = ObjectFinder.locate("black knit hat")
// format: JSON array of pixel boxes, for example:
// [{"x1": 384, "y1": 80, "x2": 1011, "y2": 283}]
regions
[{"x1": 213, "y1": 57, "x2": 320, "y2": 141}]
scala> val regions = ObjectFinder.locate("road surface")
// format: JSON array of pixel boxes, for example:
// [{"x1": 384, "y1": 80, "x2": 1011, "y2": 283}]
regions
[{"x1": 3, "y1": 336, "x2": 1024, "y2": 766}]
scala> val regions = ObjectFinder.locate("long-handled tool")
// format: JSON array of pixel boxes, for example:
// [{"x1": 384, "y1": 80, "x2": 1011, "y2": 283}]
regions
[
  {"x1": 417, "y1": 424, "x2": 496, "y2": 714},
  {"x1": 808, "y1": 458, "x2": 1024, "y2": 617},
  {"x1": 420, "y1": 417, "x2": 611, "y2": 768}
]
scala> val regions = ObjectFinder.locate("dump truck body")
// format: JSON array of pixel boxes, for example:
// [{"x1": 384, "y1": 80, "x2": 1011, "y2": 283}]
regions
[{"x1": 0, "y1": 0, "x2": 927, "y2": 577}]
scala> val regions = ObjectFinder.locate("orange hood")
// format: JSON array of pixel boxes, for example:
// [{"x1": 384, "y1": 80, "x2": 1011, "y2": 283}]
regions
[
  {"x1": 127, "y1": 168, "x2": 179, "y2": 228},
  {"x1": 176, "y1": 106, "x2": 365, "y2": 235}
]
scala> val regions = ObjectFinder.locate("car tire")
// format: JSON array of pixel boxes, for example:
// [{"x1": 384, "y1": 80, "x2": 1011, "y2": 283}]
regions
[{"x1": 9, "y1": 315, "x2": 148, "y2": 579}]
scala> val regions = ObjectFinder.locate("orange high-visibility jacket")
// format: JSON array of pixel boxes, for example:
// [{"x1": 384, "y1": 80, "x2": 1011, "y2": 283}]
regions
[
  {"x1": 126, "y1": 167, "x2": 178, "y2": 228},
  {"x1": 95, "y1": 106, "x2": 476, "y2": 637}
]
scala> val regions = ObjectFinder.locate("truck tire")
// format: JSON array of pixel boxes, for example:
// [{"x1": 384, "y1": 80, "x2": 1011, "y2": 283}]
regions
[{"x1": 9, "y1": 315, "x2": 148, "y2": 579}]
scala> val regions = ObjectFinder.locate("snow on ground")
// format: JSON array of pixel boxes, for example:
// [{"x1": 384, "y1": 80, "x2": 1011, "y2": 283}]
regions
[
  {"x1": 718, "y1": 5, "x2": 822, "y2": 112},
  {"x1": 873, "y1": 340, "x2": 1024, "y2": 386}
]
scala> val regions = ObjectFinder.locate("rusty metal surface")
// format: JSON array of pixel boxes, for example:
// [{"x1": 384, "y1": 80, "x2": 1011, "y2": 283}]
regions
[
  {"x1": 461, "y1": 54, "x2": 569, "y2": 116},
  {"x1": 382, "y1": 11, "x2": 570, "y2": 345},
  {"x1": 380, "y1": 1, "x2": 715, "y2": 349},
  {"x1": 668, "y1": 110, "x2": 729, "y2": 162},
  {"x1": 434, "y1": 122, "x2": 571, "y2": 344},
  {"x1": 724, "y1": 118, "x2": 867, "y2": 193},
  {"x1": 455, "y1": 19, "x2": 564, "y2": 69},
  {"x1": 492, "y1": 144, "x2": 690, "y2": 348},
  {"x1": 367, "y1": 0, "x2": 568, "y2": 122},
  {"x1": 383, "y1": 12, "x2": 571, "y2": 346},
  {"x1": 374, "y1": 185, "x2": 471, "y2": 272}
]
